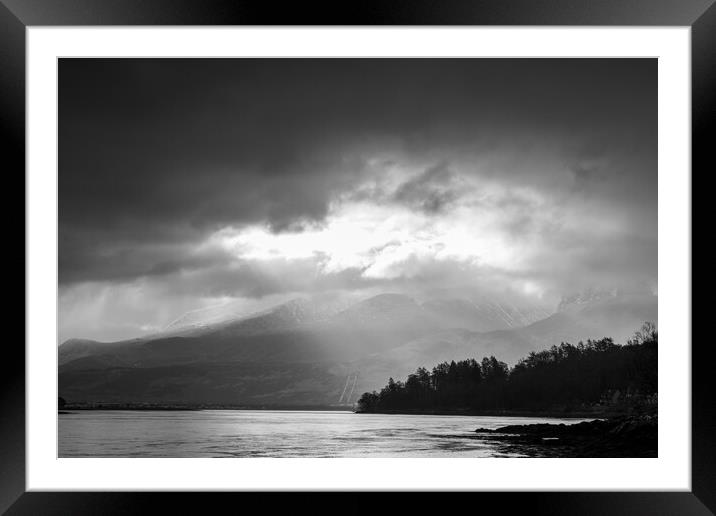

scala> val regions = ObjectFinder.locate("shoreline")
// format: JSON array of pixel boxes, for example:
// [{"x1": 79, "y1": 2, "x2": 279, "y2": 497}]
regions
[
  {"x1": 354, "y1": 408, "x2": 621, "y2": 418},
  {"x1": 60, "y1": 404, "x2": 353, "y2": 412},
  {"x1": 61, "y1": 404, "x2": 618, "y2": 418},
  {"x1": 473, "y1": 413, "x2": 657, "y2": 457}
]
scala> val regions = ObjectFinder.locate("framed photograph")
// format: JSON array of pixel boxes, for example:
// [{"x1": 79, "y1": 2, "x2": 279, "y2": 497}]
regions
[{"x1": 7, "y1": 0, "x2": 711, "y2": 513}]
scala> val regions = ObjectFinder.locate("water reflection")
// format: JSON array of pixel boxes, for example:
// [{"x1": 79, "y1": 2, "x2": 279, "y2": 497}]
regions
[{"x1": 59, "y1": 410, "x2": 589, "y2": 458}]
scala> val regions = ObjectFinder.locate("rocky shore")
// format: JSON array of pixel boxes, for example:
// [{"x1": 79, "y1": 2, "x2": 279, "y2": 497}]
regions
[{"x1": 474, "y1": 413, "x2": 657, "y2": 457}]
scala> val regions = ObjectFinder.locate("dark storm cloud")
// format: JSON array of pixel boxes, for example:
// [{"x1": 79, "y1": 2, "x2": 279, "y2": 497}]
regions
[
  {"x1": 59, "y1": 58, "x2": 656, "y2": 287},
  {"x1": 392, "y1": 161, "x2": 462, "y2": 214},
  {"x1": 570, "y1": 156, "x2": 608, "y2": 192},
  {"x1": 58, "y1": 229, "x2": 235, "y2": 284}
]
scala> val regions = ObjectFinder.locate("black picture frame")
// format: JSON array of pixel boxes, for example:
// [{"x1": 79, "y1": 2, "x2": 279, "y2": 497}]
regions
[{"x1": 5, "y1": 1, "x2": 711, "y2": 514}]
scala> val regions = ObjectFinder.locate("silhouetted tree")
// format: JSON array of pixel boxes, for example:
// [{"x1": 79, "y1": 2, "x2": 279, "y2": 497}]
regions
[{"x1": 355, "y1": 323, "x2": 658, "y2": 414}]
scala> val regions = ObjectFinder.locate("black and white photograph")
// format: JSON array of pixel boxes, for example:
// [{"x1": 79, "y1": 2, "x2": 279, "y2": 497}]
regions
[{"x1": 57, "y1": 57, "x2": 658, "y2": 459}]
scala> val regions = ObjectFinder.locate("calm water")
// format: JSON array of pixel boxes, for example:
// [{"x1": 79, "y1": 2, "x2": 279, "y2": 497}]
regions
[{"x1": 58, "y1": 410, "x2": 589, "y2": 458}]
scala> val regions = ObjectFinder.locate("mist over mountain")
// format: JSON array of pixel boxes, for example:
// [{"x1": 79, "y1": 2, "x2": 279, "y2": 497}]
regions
[{"x1": 59, "y1": 288, "x2": 656, "y2": 407}]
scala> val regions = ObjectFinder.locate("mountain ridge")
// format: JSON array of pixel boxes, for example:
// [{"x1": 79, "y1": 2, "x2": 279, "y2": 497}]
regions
[{"x1": 59, "y1": 290, "x2": 657, "y2": 407}]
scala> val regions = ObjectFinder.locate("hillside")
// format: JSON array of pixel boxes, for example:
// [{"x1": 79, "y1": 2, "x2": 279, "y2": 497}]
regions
[{"x1": 59, "y1": 290, "x2": 657, "y2": 407}]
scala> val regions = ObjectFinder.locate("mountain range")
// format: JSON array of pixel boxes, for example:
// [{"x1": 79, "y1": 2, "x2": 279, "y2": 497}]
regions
[{"x1": 58, "y1": 289, "x2": 657, "y2": 407}]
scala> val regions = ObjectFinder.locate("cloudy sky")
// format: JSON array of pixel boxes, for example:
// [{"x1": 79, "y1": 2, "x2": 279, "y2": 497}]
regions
[{"x1": 59, "y1": 58, "x2": 656, "y2": 343}]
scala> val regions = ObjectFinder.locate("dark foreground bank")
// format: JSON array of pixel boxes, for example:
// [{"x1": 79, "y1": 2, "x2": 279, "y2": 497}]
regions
[{"x1": 474, "y1": 413, "x2": 657, "y2": 457}]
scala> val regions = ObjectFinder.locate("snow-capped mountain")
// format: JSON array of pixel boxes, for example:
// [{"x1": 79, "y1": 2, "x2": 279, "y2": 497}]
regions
[
  {"x1": 557, "y1": 287, "x2": 621, "y2": 313},
  {"x1": 328, "y1": 294, "x2": 430, "y2": 330},
  {"x1": 422, "y1": 297, "x2": 552, "y2": 332},
  {"x1": 58, "y1": 289, "x2": 656, "y2": 407}
]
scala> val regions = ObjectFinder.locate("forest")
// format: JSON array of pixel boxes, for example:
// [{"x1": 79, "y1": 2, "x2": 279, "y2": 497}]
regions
[{"x1": 356, "y1": 323, "x2": 657, "y2": 414}]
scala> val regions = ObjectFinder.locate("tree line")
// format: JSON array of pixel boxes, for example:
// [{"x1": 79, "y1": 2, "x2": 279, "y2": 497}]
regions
[{"x1": 356, "y1": 323, "x2": 657, "y2": 413}]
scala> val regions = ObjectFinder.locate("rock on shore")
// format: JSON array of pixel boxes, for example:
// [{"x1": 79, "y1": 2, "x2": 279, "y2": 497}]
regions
[{"x1": 475, "y1": 414, "x2": 657, "y2": 457}]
